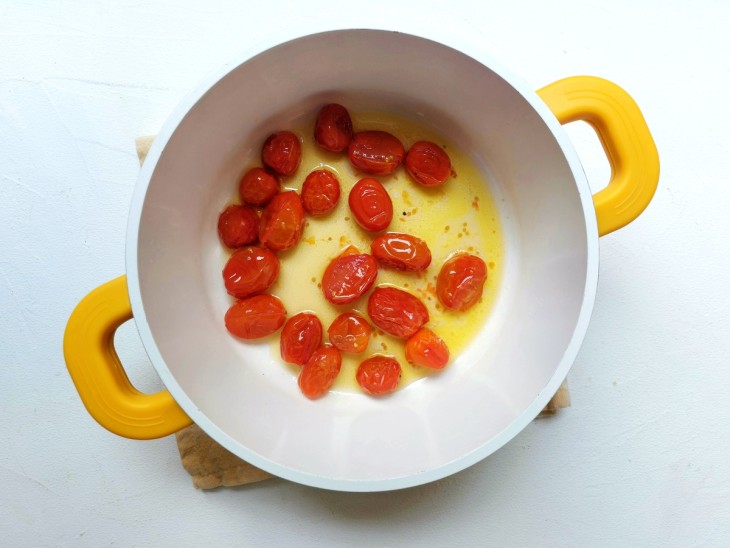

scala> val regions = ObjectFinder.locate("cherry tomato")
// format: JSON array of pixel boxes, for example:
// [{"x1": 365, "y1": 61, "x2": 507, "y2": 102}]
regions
[
  {"x1": 222, "y1": 246, "x2": 279, "y2": 299},
  {"x1": 314, "y1": 104, "x2": 353, "y2": 152},
  {"x1": 367, "y1": 286, "x2": 429, "y2": 339},
  {"x1": 356, "y1": 355, "x2": 401, "y2": 396},
  {"x1": 348, "y1": 178, "x2": 393, "y2": 231},
  {"x1": 217, "y1": 204, "x2": 259, "y2": 249},
  {"x1": 405, "y1": 328, "x2": 450, "y2": 370},
  {"x1": 238, "y1": 167, "x2": 279, "y2": 207},
  {"x1": 224, "y1": 294, "x2": 286, "y2": 339},
  {"x1": 322, "y1": 252, "x2": 378, "y2": 305},
  {"x1": 298, "y1": 346, "x2": 342, "y2": 399},
  {"x1": 405, "y1": 141, "x2": 451, "y2": 187},
  {"x1": 436, "y1": 253, "x2": 488, "y2": 311},
  {"x1": 348, "y1": 131, "x2": 405, "y2": 175},
  {"x1": 370, "y1": 232, "x2": 432, "y2": 272},
  {"x1": 262, "y1": 131, "x2": 301, "y2": 176},
  {"x1": 301, "y1": 169, "x2": 341, "y2": 216},
  {"x1": 259, "y1": 190, "x2": 305, "y2": 251},
  {"x1": 280, "y1": 312, "x2": 323, "y2": 366},
  {"x1": 327, "y1": 312, "x2": 371, "y2": 353}
]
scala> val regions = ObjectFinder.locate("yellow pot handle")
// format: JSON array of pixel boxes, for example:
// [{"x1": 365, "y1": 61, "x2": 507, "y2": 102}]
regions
[
  {"x1": 63, "y1": 275, "x2": 192, "y2": 439},
  {"x1": 537, "y1": 76, "x2": 660, "y2": 236}
]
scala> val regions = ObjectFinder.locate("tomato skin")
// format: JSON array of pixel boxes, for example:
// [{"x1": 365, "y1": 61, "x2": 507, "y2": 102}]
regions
[
  {"x1": 405, "y1": 328, "x2": 450, "y2": 370},
  {"x1": 222, "y1": 246, "x2": 280, "y2": 299},
  {"x1": 370, "y1": 232, "x2": 431, "y2": 272},
  {"x1": 348, "y1": 131, "x2": 405, "y2": 175},
  {"x1": 301, "y1": 169, "x2": 341, "y2": 216},
  {"x1": 367, "y1": 286, "x2": 429, "y2": 339},
  {"x1": 405, "y1": 141, "x2": 452, "y2": 187},
  {"x1": 356, "y1": 355, "x2": 401, "y2": 396},
  {"x1": 217, "y1": 205, "x2": 259, "y2": 249},
  {"x1": 327, "y1": 312, "x2": 371, "y2": 353},
  {"x1": 280, "y1": 312, "x2": 323, "y2": 366},
  {"x1": 314, "y1": 104, "x2": 353, "y2": 152},
  {"x1": 436, "y1": 253, "x2": 488, "y2": 311},
  {"x1": 239, "y1": 167, "x2": 279, "y2": 207},
  {"x1": 262, "y1": 131, "x2": 301, "y2": 176},
  {"x1": 298, "y1": 346, "x2": 342, "y2": 399},
  {"x1": 348, "y1": 178, "x2": 393, "y2": 232},
  {"x1": 224, "y1": 294, "x2": 286, "y2": 339},
  {"x1": 259, "y1": 191, "x2": 305, "y2": 251},
  {"x1": 322, "y1": 252, "x2": 378, "y2": 305}
]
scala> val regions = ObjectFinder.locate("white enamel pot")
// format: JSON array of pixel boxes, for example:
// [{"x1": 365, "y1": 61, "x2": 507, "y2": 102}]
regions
[{"x1": 64, "y1": 28, "x2": 659, "y2": 492}]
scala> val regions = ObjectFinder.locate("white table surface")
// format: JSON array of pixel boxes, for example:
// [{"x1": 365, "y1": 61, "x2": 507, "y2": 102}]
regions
[{"x1": 2, "y1": 1, "x2": 729, "y2": 545}]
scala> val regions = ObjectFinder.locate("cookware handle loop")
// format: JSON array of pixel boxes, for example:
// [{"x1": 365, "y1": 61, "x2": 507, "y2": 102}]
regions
[
  {"x1": 63, "y1": 275, "x2": 192, "y2": 439},
  {"x1": 537, "y1": 76, "x2": 659, "y2": 236}
]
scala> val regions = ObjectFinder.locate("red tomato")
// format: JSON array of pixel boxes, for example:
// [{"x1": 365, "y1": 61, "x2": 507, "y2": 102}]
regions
[
  {"x1": 298, "y1": 346, "x2": 342, "y2": 399},
  {"x1": 314, "y1": 104, "x2": 353, "y2": 152},
  {"x1": 367, "y1": 286, "x2": 429, "y2": 339},
  {"x1": 327, "y1": 312, "x2": 371, "y2": 353},
  {"x1": 239, "y1": 167, "x2": 279, "y2": 207},
  {"x1": 405, "y1": 141, "x2": 452, "y2": 187},
  {"x1": 301, "y1": 169, "x2": 341, "y2": 216},
  {"x1": 348, "y1": 131, "x2": 405, "y2": 175},
  {"x1": 224, "y1": 295, "x2": 286, "y2": 339},
  {"x1": 348, "y1": 178, "x2": 393, "y2": 231},
  {"x1": 280, "y1": 312, "x2": 323, "y2": 366},
  {"x1": 436, "y1": 253, "x2": 488, "y2": 311},
  {"x1": 259, "y1": 191, "x2": 305, "y2": 251},
  {"x1": 322, "y1": 252, "x2": 378, "y2": 305},
  {"x1": 262, "y1": 131, "x2": 301, "y2": 176},
  {"x1": 356, "y1": 355, "x2": 401, "y2": 396},
  {"x1": 370, "y1": 232, "x2": 431, "y2": 272},
  {"x1": 217, "y1": 204, "x2": 259, "y2": 249},
  {"x1": 405, "y1": 328, "x2": 450, "y2": 370},
  {"x1": 222, "y1": 246, "x2": 279, "y2": 299}
]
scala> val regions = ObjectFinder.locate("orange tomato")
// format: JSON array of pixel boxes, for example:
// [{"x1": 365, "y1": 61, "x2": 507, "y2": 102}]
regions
[
  {"x1": 280, "y1": 312, "x2": 323, "y2": 366},
  {"x1": 370, "y1": 232, "x2": 431, "y2": 272},
  {"x1": 314, "y1": 104, "x2": 353, "y2": 153},
  {"x1": 238, "y1": 167, "x2": 279, "y2": 207},
  {"x1": 224, "y1": 295, "x2": 286, "y2": 339},
  {"x1": 367, "y1": 286, "x2": 429, "y2": 339},
  {"x1": 262, "y1": 131, "x2": 301, "y2": 176},
  {"x1": 405, "y1": 141, "x2": 451, "y2": 187},
  {"x1": 348, "y1": 178, "x2": 393, "y2": 232},
  {"x1": 298, "y1": 346, "x2": 342, "y2": 399},
  {"x1": 222, "y1": 246, "x2": 279, "y2": 299},
  {"x1": 259, "y1": 190, "x2": 305, "y2": 251},
  {"x1": 436, "y1": 253, "x2": 487, "y2": 311},
  {"x1": 321, "y1": 252, "x2": 378, "y2": 305},
  {"x1": 301, "y1": 169, "x2": 341, "y2": 216},
  {"x1": 356, "y1": 355, "x2": 401, "y2": 396},
  {"x1": 327, "y1": 312, "x2": 371, "y2": 353},
  {"x1": 217, "y1": 204, "x2": 259, "y2": 249},
  {"x1": 405, "y1": 328, "x2": 450, "y2": 369},
  {"x1": 348, "y1": 131, "x2": 405, "y2": 175}
]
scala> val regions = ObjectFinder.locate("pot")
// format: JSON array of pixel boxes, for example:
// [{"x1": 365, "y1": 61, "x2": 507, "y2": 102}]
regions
[{"x1": 64, "y1": 29, "x2": 659, "y2": 491}]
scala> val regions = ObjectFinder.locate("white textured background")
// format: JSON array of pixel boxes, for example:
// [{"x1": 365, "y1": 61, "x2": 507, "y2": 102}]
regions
[{"x1": 2, "y1": 1, "x2": 729, "y2": 545}]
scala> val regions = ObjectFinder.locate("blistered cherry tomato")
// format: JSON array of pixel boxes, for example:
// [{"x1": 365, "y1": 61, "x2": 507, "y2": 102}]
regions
[
  {"x1": 436, "y1": 253, "x2": 488, "y2": 311},
  {"x1": 348, "y1": 131, "x2": 405, "y2": 175},
  {"x1": 224, "y1": 294, "x2": 286, "y2": 339},
  {"x1": 367, "y1": 286, "x2": 429, "y2": 339},
  {"x1": 405, "y1": 328, "x2": 450, "y2": 370},
  {"x1": 280, "y1": 312, "x2": 323, "y2": 366},
  {"x1": 405, "y1": 141, "x2": 451, "y2": 187},
  {"x1": 356, "y1": 355, "x2": 401, "y2": 396},
  {"x1": 238, "y1": 167, "x2": 279, "y2": 207},
  {"x1": 222, "y1": 246, "x2": 279, "y2": 299},
  {"x1": 259, "y1": 191, "x2": 305, "y2": 251},
  {"x1": 327, "y1": 312, "x2": 371, "y2": 353},
  {"x1": 370, "y1": 232, "x2": 431, "y2": 272},
  {"x1": 298, "y1": 346, "x2": 342, "y2": 399},
  {"x1": 348, "y1": 178, "x2": 393, "y2": 231},
  {"x1": 262, "y1": 131, "x2": 301, "y2": 176},
  {"x1": 301, "y1": 169, "x2": 340, "y2": 216},
  {"x1": 322, "y1": 252, "x2": 378, "y2": 305},
  {"x1": 217, "y1": 204, "x2": 259, "y2": 249},
  {"x1": 314, "y1": 104, "x2": 353, "y2": 152}
]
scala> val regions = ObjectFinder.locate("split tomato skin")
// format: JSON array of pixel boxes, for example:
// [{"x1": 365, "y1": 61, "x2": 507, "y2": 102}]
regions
[
  {"x1": 314, "y1": 104, "x2": 353, "y2": 153},
  {"x1": 321, "y1": 252, "x2": 378, "y2": 305},
  {"x1": 348, "y1": 178, "x2": 393, "y2": 232},
  {"x1": 327, "y1": 312, "x2": 371, "y2": 354},
  {"x1": 259, "y1": 191, "x2": 306, "y2": 251},
  {"x1": 262, "y1": 131, "x2": 301, "y2": 176},
  {"x1": 298, "y1": 346, "x2": 342, "y2": 399},
  {"x1": 356, "y1": 355, "x2": 401, "y2": 396},
  {"x1": 405, "y1": 328, "x2": 450, "y2": 370},
  {"x1": 238, "y1": 167, "x2": 279, "y2": 207},
  {"x1": 405, "y1": 141, "x2": 451, "y2": 187},
  {"x1": 348, "y1": 131, "x2": 405, "y2": 175},
  {"x1": 301, "y1": 169, "x2": 341, "y2": 216},
  {"x1": 224, "y1": 295, "x2": 286, "y2": 340},
  {"x1": 370, "y1": 232, "x2": 431, "y2": 272},
  {"x1": 217, "y1": 204, "x2": 259, "y2": 249},
  {"x1": 367, "y1": 286, "x2": 429, "y2": 339},
  {"x1": 222, "y1": 246, "x2": 280, "y2": 299},
  {"x1": 280, "y1": 312, "x2": 323, "y2": 366},
  {"x1": 436, "y1": 253, "x2": 488, "y2": 311}
]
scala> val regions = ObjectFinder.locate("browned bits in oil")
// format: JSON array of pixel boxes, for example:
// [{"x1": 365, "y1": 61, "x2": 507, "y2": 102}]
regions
[
  {"x1": 444, "y1": 225, "x2": 450, "y2": 232},
  {"x1": 344, "y1": 216, "x2": 350, "y2": 221},
  {"x1": 457, "y1": 233, "x2": 463, "y2": 238},
  {"x1": 339, "y1": 235, "x2": 347, "y2": 246},
  {"x1": 451, "y1": 169, "x2": 458, "y2": 178},
  {"x1": 401, "y1": 190, "x2": 412, "y2": 206},
  {"x1": 468, "y1": 246, "x2": 474, "y2": 252},
  {"x1": 381, "y1": 342, "x2": 387, "y2": 351},
  {"x1": 304, "y1": 236, "x2": 315, "y2": 245},
  {"x1": 411, "y1": 207, "x2": 418, "y2": 215},
  {"x1": 311, "y1": 277, "x2": 316, "y2": 283},
  {"x1": 317, "y1": 283, "x2": 322, "y2": 289},
  {"x1": 488, "y1": 261, "x2": 495, "y2": 269},
  {"x1": 328, "y1": 236, "x2": 333, "y2": 241},
  {"x1": 399, "y1": 217, "x2": 406, "y2": 222}
]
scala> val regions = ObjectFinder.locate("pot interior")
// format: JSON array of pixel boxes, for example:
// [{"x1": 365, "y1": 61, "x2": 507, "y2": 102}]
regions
[{"x1": 131, "y1": 29, "x2": 594, "y2": 489}]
